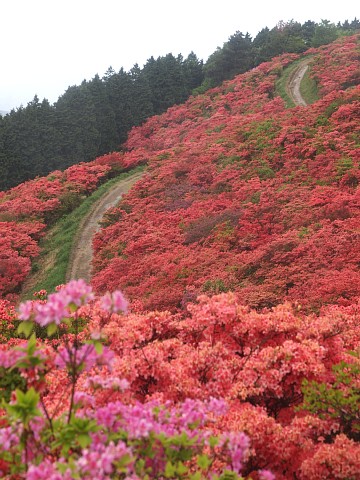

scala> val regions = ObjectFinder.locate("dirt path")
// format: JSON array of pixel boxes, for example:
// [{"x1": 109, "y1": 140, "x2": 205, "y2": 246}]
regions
[
  {"x1": 286, "y1": 59, "x2": 311, "y2": 106},
  {"x1": 66, "y1": 171, "x2": 143, "y2": 282}
]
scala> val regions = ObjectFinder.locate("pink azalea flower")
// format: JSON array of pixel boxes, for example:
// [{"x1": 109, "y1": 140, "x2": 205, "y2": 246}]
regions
[
  {"x1": 259, "y1": 470, "x2": 276, "y2": 480},
  {"x1": 18, "y1": 300, "x2": 34, "y2": 321},
  {"x1": 100, "y1": 290, "x2": 128, "y2": 314},
  {"x1": 61, "y1": 279, "x2": 94, "y2": 307}
]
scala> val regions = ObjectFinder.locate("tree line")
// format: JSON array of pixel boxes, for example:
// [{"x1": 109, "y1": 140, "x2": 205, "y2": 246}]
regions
[{"x1": 0, "y1": 18, "x2": 358, "y2": 190}]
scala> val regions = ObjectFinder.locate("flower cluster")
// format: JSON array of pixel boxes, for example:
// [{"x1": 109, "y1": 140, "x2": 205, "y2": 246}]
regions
[
  {"x1": 18, "y1": 279, "x2": 94, "y2": 326},
  {"x1": 99, "y1": 290, "x2": 129, "y2": 314},
  {"x1": 55, "y1": 344, "x2": 114, "y2": 372}
]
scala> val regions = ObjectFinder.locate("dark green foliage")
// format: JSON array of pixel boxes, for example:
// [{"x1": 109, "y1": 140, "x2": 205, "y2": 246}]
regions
[
  {"x1": 129, "y1": 64, "x2": 154, "y2": 126},
  {"x1": 0, "y1": 52, "x2": 203, "y2": 191},
  {"x1": 311, "y1": 20, "x2": 339, "y2": 47},
  {"x1": 0, "y1": 18, "x2": 356, "y2": 190},
  {"x1": 55, "y1": 84, "x2": 100, "y2": 165},
  {"x1": 86, "y1": 74, "x2": 118, "y2": 154},
  {"x1": 204, "y1": 31, "x2": 253, "y2": 86},
  {"x1": 142, "y1": 53, "x2": 200, "y2": 114},
  {"x1": 0, "y1": 367, "x2": 27, "y2": 402},
  {"x1": 301, "y1": 358, "x2": 360, "y2": 441},
  {"x1": 252, "y1": 20, "x2": 306, "y2": 65}
]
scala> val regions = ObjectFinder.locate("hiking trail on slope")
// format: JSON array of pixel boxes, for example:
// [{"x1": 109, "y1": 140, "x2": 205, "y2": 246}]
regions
[
  {"x1": 286, "y1": 58, "x2": 311, "y2": 106},
  {"x1": 66, "y1": 171, "x2": 143, "y2": 282}
]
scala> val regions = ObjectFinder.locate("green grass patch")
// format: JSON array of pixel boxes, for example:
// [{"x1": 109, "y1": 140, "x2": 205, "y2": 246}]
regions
[
  {"x1": 20, "y1": 166, "x2": 144, "y2": 300},
  {"x1": 300, "y1": 68, "x2": 319, "y2": 104},
  {"x1": 276, "y1": 57, "x2": 317, "y2": 108},
  {"x1": 275, "y1": 61, "x2": 300, "y2": 108}
]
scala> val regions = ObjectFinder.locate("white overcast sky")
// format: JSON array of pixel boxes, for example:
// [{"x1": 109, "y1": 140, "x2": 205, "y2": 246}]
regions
[{"x1": 0, "y1": 0, "x2": 358, "y2": 111}]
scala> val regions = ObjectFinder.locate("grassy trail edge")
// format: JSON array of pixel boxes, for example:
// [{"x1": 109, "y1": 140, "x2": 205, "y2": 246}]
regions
[{"x1": 20, "y1": 166, "x2": 145, "y2": 300}]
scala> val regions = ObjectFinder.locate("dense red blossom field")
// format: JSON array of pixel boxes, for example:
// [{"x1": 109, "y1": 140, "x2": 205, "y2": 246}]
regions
[
  {"x1": 0, "y1": 34, "x2": 359, "y2": 479},
  {"x1": 90, "y1": 35, "x2": 360, "y2": 314}
]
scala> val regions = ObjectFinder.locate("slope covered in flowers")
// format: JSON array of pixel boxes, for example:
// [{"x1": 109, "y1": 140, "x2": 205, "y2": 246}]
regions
[
  {"x1": 0, "y1": 35, "x2": 359, "y2": 480},
  {"x1": 91, "y1": 35, "x2": 360, "y2": 313},
  {"x1": 0, "y1": 154, "x2": 144, "y2": 300}
]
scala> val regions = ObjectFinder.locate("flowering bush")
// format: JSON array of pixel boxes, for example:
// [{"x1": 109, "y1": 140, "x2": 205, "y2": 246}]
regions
[
  {"x1": 0, "y1": 280, "x2": 272, "y2": 480},
  {"x1": 1, "y1": 280, "x2": 360, "y2": 478}
]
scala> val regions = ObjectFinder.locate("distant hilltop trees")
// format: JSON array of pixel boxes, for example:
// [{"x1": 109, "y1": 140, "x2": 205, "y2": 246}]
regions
[{"x1": 0, "y1": 18, "x2": 358, "y2": 190}]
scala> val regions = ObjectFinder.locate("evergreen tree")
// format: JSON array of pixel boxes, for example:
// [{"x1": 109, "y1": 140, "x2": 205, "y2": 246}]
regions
[
  {"x1": 349, "y1": 18, "x2": 360, "y2": 30},
  {"x1": 301, "y1": 20, "x2": 317, "y2": 46},
  {"x1": 1, "y1": 104, "x2": 34, "y2": 186},
  {"x1": 0, "y1": 115, "x2": 11, "y2": 189},
  {"x1": 103, "y1": 68, "x2": 134, "y2": 144},
  {"x1": 311, "y1": 20, "x2": 339, "y2": 47},
  {"x1": 280, "y1": 20, "x2": 307, "y2": 53},
  {"x1": 252, "y1": 27, "x2": 273, "y2": 65},
  {"x1": 142, "y1": 53, "x2": 189, "y2": 114},
  {"x1": 86, "y1": 74, "x2": 118, "y2": 154},
  {"x1": 55, "y1": 84, "x2": 100, "y2": 165},
  {"x1": 204, "y1": 31, "x2": 253, "y2": 86},
  {"x1": 130, "y1": 64, "x2": 154, "y2": 126},
  {"x1": 182, "y1": 51, "x2": 204, "y2": 92}
]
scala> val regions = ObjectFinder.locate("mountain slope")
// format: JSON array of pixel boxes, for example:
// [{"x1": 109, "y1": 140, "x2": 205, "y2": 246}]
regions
[
  {"x1": 91, "y1": 35, "x2": 360, "y2": 313},
  {"x1": 1, "y1": 34, "x2": 360, "y2": 480}
]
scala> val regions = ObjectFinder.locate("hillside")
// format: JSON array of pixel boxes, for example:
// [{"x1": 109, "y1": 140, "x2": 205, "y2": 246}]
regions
[
  {"x1": 0, "y1": 19, "x2": 358, "y2": 192},
  {"x1": 91, "y1": 34, "x2": 360, "y2": 313},
  {"x1": 0, "y1": 35, "x2": 359, "y2": 479}
]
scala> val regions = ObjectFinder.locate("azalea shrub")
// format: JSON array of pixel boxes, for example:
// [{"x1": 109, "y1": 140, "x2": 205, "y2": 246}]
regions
[
  {"x1": 0, "y1": 222, "x2": 45, "y2": 298},
  {"x1": 1, "y1": 281, "x2": 360, "y2": 478},
  {"x1": 0, "y1": 281, "x2": 273, "y2": 480}
]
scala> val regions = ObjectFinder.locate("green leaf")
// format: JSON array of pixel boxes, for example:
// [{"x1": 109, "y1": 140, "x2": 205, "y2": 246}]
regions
[
  {"x1": 68, "y1": 303, "x2": 78, "y2": 313},
  {"x1": 47, "y1": 323, "x2": 58, "y2": 336},
  {"x1": 77, "y1": 433, "x2": 91, "y2": 448},
  {"x1": 17, "y1": 321, "x2": 34, "y2": 338},
  {"x1": 190, "y1": 473, "x2": 202, "y2": 480},
  {"x1": 27, "y1": 334, "x2": 37, "y2": 354},
  {"x1": 176, "y1": 461, "x2": 188, "y2": 475},
  {"x1": 197, "y1": 454, "x2": 211, "y2": 469},
  {"x1": 94, "y1": 341, "x2": 103, "y2": 355},
  {"x1": 208, "y1": 435, "x2": 219, "y2": 448},
  {"x1": 218, "y1": 470, "x2": 239, "y2": 480},
  {"x1": 6, "y1": 388, "x2": 41, "y2": 425},
  {"x1": 165, "y1": 461, "x2": 176, "y2": 478}
]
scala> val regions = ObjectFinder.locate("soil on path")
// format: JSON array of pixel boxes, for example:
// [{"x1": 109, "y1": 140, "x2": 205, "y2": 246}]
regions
[
  {"x1": 286, "y1": 59, "x2": 311, "y2": 106},
  {"x1": 66, "y1": 171, "x2": 143, "y2": 282}
]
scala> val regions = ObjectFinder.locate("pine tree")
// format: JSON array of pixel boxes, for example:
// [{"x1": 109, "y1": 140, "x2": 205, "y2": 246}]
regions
[
  {"x1": 55, "y1": 84, "x2": 100, "y2": 165},
  {"x1": 86, "y1": 74, "x2": 118, "y2": 154},
  {"x1": 130, "y1": 64, "x2": 154, "y2": 125}
]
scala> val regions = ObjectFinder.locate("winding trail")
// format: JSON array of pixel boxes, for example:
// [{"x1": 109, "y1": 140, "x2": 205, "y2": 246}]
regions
[
  {"x1": 66, "y1": 171, "x2": 143, "y2": 282},
  {"x1": 286, "y1": 58, "x2": 311, "y2": 106}
]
